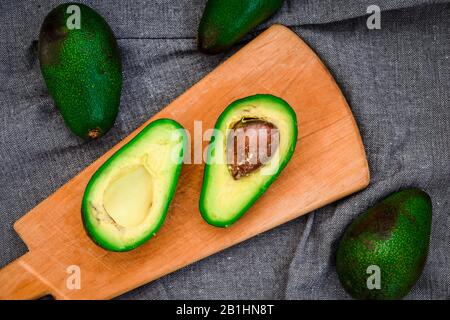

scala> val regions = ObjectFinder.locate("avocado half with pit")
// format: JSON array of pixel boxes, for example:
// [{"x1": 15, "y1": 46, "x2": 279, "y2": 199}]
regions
[
  {"x1": 200, "y1": 94, "x2": 298, "y2": 227},
  {"x1": 82, "y1": 119, "x2": 187, "y2": 251}
]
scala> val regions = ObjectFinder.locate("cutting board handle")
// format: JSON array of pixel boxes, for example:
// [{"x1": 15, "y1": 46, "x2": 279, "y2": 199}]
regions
[{"x1": 0, "y1": 252, "x2": 49, "y2": 300}]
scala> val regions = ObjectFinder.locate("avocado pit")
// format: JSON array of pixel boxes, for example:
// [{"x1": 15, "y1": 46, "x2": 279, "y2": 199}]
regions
[{"x1": 227, "y1": 118, "x2": 279, "y2": 179}]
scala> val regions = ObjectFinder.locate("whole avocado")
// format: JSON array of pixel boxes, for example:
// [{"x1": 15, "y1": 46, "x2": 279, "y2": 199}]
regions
[
  {"x1": 336, "y1": 188, "x2": 432, "y2": 299},
  {"x1": 198, "y1": 0, "x2": 285, "y2": 54},
  {"x1": 39, "y1": 3, "x2": 122, "y2": 139}
]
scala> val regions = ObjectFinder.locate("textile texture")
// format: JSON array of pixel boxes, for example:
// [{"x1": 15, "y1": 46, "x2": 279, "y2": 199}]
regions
[{"x1": 0, "y1": 0, "x2": 449, "y2": 299}]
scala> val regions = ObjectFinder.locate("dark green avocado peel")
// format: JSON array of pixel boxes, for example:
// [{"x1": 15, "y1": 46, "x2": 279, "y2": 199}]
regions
[
  {"x1": 39, "y1": 3, "x2": 122, "y2": 139},
  {"x1": 336, "y1": 188, "x2": 432, "y2": 299}
]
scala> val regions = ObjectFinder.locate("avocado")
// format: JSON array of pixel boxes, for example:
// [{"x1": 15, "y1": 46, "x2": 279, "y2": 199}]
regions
[
  {"x1": 39, "y1": 3, "x2": 122, "y2": 139},
  {"x1": 200, "y1": 94, "x2": 298, "y2": 227},
  {"x1": 198, "y1": 0, "x2": 285, "y2": 54},
  {"x1": 336, "y1": 188, "x2": 432, "y2": 299},
  {"x1": 82, "y1": 119, "x2": 187, "y2": 251}
]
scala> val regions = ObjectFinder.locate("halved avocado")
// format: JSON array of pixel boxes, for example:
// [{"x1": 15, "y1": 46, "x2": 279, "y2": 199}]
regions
[
  {"x1": 82, "y1": 119, "x2": 187, "y2": 251},
  {"x1": 200, "y1": 94, "x2": 298, "y2": 227}
]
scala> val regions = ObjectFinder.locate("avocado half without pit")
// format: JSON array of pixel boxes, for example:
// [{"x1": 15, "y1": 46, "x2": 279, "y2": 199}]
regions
[
  {"x1": 82, "y1": 119, "x2": 187, "y2": 252},
  {"x1": 200, "y1": 94, "x2": 298, "y2": 227}
]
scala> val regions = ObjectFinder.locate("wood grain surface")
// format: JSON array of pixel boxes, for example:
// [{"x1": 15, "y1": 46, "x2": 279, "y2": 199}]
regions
[{"x1": 0, "y1": 25, "x2": 369, "y2": 300}]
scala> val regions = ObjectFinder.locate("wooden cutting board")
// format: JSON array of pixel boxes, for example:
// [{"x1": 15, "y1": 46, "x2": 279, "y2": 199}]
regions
[{"x1": 0, "y1": 25, "x2": 369, "y2": 300}]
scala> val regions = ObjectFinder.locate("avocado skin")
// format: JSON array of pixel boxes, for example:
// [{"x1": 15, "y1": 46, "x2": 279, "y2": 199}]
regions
[
  {"x1": 336, "y1": 188, "x2": 432, "y2": 299},
  {"x1": 39, "y1": 3, "x2": 122, "y2": 139},
  {"x1": 198, "y1": 0, "x2": 285, "y2": 54}
]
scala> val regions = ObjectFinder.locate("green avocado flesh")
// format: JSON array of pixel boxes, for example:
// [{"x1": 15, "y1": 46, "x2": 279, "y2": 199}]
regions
[
  {"x1": 198, "y1": 0, "x2": 285, "y2": 54},
  {"x1": 200, "y1": 94, "x2": 298, "y2": 227},
  {"x1": 336, "y1": 188, "x2": 432, "y2": 299},
  {"x1": 39, "y1": 3, "x2": 122, "y2": 139},
  {"x1": 82, "y1": 119, "x2": 187, "y2": 252}
]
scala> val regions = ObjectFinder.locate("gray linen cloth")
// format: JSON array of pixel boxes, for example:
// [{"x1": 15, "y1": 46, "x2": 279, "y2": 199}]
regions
[{"x1": 0, "y1": 0, "x2": 449, "y2": 299}]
